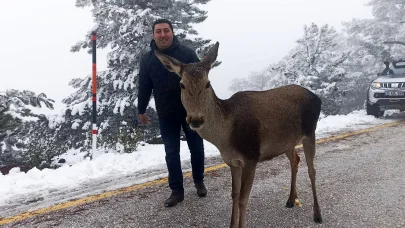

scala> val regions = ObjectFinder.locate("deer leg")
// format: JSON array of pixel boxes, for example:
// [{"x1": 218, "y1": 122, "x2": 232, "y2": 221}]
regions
[
  {"x1": 285, "y1": 149, "x2": 300, "y2": 208},
  {"x1": 302, "y1": 133, "x2": 322, "y2": 223},
  {"x1": 230, "y1": 166, "x2": 242, "y2": 228},
  {"x1": 238, "y1": 162, "x2": 257, "y2": 228}
]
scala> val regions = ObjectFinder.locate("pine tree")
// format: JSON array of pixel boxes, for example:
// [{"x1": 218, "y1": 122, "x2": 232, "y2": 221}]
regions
[
  {"x1": 272, "y1": 23, "x2": 349, "y2": 115},
  {"x1": 46, "y1": 0, "x2": 218, "y2": 157},
  {"x1": 367, "y1": 0, "x2": 405, "y2": 22},
  {"x1": 0, "y1": 106, "x2": 21, "y2": 156},
  {"x1": 228, "y1": 23, "x2": 349, "y2": 115},
  {"x1": 343, "y1": 0, "x2": 405, "y2": 68},
  {"x1": 339, "y1": 0, "x2": 405, "y2": 112},
  {"x1": 0, "y1": 90, "x2": 54, "y2": 167},
  {"x1": 228, "y1": 64, "x2": 285, "y2": 92}
]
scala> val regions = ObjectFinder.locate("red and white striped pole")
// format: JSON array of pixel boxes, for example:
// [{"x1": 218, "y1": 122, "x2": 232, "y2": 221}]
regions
[{"x1": 91, "y1": 31, "x2": 97, "y2": 156}]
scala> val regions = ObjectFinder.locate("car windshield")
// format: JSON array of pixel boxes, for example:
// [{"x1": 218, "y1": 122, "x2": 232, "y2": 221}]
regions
[
  {"x1": 382, "y1": 64, "x2": 405, "y2": 77},
  {"x1": 391, "y1": 67, "x2": 405, "y2": 75}
]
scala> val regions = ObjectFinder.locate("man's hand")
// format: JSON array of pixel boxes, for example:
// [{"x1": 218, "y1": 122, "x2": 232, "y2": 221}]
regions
[{"x1": 139, "y1": 114, "x2": 151, "y2": 125}]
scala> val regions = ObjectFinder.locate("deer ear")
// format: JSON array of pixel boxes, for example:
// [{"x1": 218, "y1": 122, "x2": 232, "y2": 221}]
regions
[
  {"x1": 154, "y1": 50, "x2": 183, "y2": 76},
  {"x1": 202, "y1": 41, "x2": 219, "y2": 70}
]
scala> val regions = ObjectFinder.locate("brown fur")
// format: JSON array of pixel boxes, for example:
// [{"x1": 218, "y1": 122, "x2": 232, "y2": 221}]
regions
[{"x1": 154, "y1": 42, "x2": 323, "y2": 228}]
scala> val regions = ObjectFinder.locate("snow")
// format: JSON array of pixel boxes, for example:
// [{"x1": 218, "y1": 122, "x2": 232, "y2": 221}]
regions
[
  {"x1": 113, "y1": 79, "x2": 123, "y2": 90},
  {"x1": 25, "y1": 105, "x2": 53, "y2": 115},
  {"x1": 316, "y1": 110, "x2": 397, "y2": 138},
  {"x1": 71, "y1": 119, "x2": 82, "y2": 130},
  {"x1": 70, "y1": 100, "x2": 89, "y2": 116},
  {"x1": 5, "y1": 104, "x2": 47, "y2": 122},
  {"x1": 4, "y1": 103, "x2": 64, "y2": 123},
  {"x1": 137, "y1": 8, "x2": 151, "y2": 17},
  {"x1": 6, "y1": 111, "x2": 39, "y2": 122},
  {"x1": 47, "y1": 110, "x2": 66, "y2": 129},
  {"x1": 0, "y1": 109, "x2": 402, "y2": 215},
  {"x1": 113, "y1": 97, "x2": 130, "y2": 115},
  {"x1": 134, "y1": 97, "x2": 156, "y2": 110}
]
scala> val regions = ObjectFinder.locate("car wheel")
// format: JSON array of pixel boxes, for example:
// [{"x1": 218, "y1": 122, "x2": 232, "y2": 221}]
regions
[
  {"x1": 366, "y1": 102, "x2": 384, "y2": 118},
  {"x1": 375, "y1": 109, "x2": 384, "y2": 118}
]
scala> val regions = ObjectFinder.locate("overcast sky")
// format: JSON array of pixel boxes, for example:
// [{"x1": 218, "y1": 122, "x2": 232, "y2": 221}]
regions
[{"x1": 0, "y1": 0, "x2": 373, "y2": 112}]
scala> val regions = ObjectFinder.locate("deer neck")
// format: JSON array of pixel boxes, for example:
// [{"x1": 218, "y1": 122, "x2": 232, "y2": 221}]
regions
[{"x1": 195, "y1": 88, "x2": 230, "y2": 147}]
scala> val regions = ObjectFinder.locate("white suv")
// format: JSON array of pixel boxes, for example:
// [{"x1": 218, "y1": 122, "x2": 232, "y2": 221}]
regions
[{"x1": 366, "y1": 59, "x2": 405, "y2": 118}]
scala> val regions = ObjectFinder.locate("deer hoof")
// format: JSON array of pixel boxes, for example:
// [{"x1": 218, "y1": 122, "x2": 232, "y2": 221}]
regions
[
  {"x1": 314, "y1": 215, "x2": 323, "y2": 223},
  {"x1": 285, "y1": 200, "x2": 295, "y2": 208}
]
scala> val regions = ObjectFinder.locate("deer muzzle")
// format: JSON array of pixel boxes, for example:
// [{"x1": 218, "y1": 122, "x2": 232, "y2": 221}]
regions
[{"x1": 186, "y1": 115, "x2": 205, "y2": 129}]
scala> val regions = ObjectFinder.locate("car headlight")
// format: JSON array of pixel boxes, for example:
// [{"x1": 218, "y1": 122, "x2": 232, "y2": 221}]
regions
[{"x1": 371, "y1": 82, "x2": 381, "y2": 89}]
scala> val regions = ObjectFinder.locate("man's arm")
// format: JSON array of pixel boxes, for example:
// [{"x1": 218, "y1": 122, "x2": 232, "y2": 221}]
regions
[{"x1": 137, "y1": 56, "x2": 153, "y2": 115}]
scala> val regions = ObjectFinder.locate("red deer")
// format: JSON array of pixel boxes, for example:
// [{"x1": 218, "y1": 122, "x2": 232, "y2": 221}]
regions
[{"x1": 155, "y1": 42, "x2": 322, "y2": 227}]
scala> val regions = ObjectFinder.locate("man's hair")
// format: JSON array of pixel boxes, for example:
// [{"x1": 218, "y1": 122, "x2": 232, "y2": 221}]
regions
[{"x1": 152, "y1": 19, "x2": 174, "y2": 33}]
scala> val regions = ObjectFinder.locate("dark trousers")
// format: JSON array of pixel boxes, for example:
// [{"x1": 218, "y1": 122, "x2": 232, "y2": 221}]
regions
[{"x1": 158, "y1": 117, "x2": 205, "y2": 193}]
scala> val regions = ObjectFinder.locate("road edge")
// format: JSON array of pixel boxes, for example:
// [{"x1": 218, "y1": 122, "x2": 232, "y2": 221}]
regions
[{"x1": 0, "y1": 120, "x2": 402, "y2": 225}]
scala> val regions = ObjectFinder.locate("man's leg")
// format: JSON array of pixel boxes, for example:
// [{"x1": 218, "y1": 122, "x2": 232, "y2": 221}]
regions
[
  {"x1": 181, "y1": 120, "x2": 207, "y2": 197},
  {"x1": 158, "y1": 118, "x2": 184, "y2": 206}
]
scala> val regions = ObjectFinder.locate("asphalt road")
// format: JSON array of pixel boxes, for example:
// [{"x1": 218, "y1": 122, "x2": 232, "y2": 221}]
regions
[{"x1": 2, "y1": 122, "x2": 405, "y2": 228}]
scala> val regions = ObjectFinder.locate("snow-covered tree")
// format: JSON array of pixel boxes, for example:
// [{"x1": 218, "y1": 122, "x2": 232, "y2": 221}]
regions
[
  {"x1": 44, "y1": 0, "x2": 218, "y2": 157},
  {"x1": 343, "y1": 0, "x2": 405, "y2": 72},
  {"x1": 242, "y1": 23, "x2": 349, "y2": 115},
  {"x1": 0, "y1": 90, "x2": 54, "y2": 167},
  {"x1": 367, "y1": 0, "x2": 405, "y2": 22},
  {"x1": 339, "y1": 0, "x2": 405, "y2": 112},
  {"x1": 228, "y1": 64, "x2": 286, "y2": 92},
  {"x1": 227, "y1": 0, "x2": 405, "y2": 116}
]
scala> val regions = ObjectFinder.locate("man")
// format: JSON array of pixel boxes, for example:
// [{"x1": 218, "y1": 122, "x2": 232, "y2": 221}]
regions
[{"x1": 137, "y1": 19, "x2": 207, "y2": 207}]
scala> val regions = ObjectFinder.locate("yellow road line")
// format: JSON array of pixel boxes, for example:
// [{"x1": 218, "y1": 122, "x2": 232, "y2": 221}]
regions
[{"x1": 0, "y1": 120, "x2": 402, "y2": 225}]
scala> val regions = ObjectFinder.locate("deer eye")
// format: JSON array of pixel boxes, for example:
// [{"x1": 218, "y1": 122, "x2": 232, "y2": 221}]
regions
[
  {"x1": 179, "y1": 82, "x2": 185, "y2": 89},
  {"x1": 205, "y1": 81, "x2": 211, "y2": 89}
]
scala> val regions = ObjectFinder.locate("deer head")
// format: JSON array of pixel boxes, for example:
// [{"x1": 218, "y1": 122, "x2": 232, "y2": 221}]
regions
[{"x1": 154, "y1": 42, "x2": 219, "y2": 129}]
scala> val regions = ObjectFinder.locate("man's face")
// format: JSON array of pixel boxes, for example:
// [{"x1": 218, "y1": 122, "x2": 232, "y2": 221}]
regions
[{"x1": 153, "y1": 23, "x2": 174, "y2": 50}]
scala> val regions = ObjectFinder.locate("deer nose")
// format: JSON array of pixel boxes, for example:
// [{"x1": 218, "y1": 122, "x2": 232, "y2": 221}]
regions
[{"x1": 187, "y1": 116, "x2": 205, "y2": 128}]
